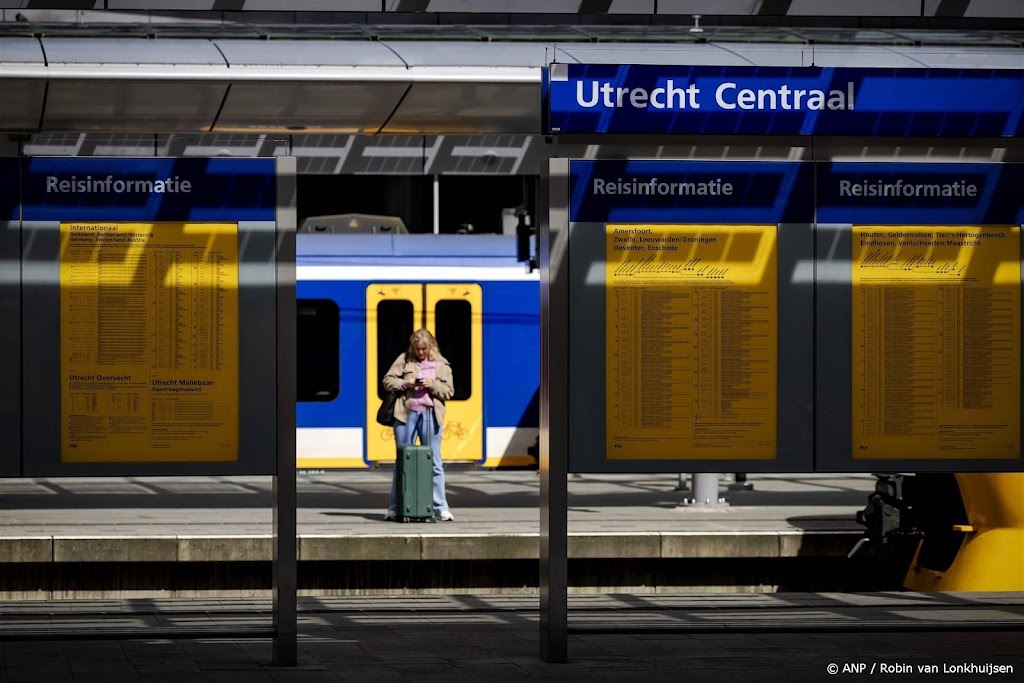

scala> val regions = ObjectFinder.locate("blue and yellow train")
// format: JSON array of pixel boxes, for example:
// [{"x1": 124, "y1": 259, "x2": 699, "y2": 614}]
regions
[{"x1": 296, "y1": 232, "x2": 539, "y2": 470}]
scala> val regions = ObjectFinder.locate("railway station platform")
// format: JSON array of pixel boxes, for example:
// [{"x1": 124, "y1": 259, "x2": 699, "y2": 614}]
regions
[
  {"x1": 0, "y1": 472, "x2": 914, "y2": 599},
  {"x1": 1, "y1": 472, "x2": 1022, "y2": 680}
]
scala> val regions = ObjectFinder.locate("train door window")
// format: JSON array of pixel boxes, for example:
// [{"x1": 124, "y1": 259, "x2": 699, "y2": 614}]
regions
[
  {"x1": 434, "y1": 299, "x2": 472, "y2": 400},
  {"x1": 376, "y1": 299, "x2": 414, "y2": 399},
  {"x1": 297, "y1": 299, "x2": 339, "y2": 402}
]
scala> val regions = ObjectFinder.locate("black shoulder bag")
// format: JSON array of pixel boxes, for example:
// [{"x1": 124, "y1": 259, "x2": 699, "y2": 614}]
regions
[
  {"x1": 376, "y1": 390, "x2": 397, "y2": 426},
  {"x1": 376, "y1": 355, "x2": 405, "y2": 426}
]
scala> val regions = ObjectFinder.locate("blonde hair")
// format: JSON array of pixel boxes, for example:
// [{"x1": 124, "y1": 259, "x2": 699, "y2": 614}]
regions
[{"x1": 407, "y1": 328, "x2": 440, "y2": 361}]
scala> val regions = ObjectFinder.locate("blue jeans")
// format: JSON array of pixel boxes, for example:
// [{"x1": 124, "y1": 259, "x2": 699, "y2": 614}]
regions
[{"x1": 389, "y1": 409, "x2": 449, "y2": 515}]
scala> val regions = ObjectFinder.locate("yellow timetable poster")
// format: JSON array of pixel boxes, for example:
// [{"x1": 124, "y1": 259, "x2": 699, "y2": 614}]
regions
[
  {"x1": 605, "y1": 224, "x2": 777, "y2": 460},
  {"x1": 852, "y1": 225, "x2": 1020, "y2": 460},
  {"x1": 60, "y1": 222, "x2": 239, "y2": 462}
]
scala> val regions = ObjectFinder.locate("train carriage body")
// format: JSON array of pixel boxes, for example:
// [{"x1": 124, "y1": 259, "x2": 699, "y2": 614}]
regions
[{"x1": 296, "y1": 233, "x2": 540, "y2": 470}]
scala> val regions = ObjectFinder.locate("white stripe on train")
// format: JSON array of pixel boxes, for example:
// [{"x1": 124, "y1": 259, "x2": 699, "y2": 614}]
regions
[
  {"x1": 296, "y1": 427, "x2": 539, "y2": 468},
  {"x1": 297, "y1": 265, "x2": 539, "y2": 282}
]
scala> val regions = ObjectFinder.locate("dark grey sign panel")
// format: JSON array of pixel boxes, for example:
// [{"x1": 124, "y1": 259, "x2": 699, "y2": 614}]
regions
[
  {"x1": 20, "y1": 157, "x2": 281, "y2": 476},
  {"x1": 0, "y1": 158, "x2": 18, "y2": 477},
  {"x1": 558, "y1": 160, "x2": 814, "y2": 473},
  {"x1": 815, "y1": 162, "x2": 1024, "y2": 473}
]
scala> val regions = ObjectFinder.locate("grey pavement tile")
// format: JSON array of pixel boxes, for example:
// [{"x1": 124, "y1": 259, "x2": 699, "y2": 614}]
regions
[
  {"x1": 326, "y1": 663, "x2": 405, "y2": 679},
  {"x1": 71, "y1": 675, "x2": 142, "y2": 683},
  {"x1": 131, "y1": 663, "x2": 204, "y2": 676},
  {"x1": 268, "y1": 672, "x2": 343, "y2": 682},
  {"x1": 2, "y1": 642, "x2": 65, "y2": 654},
  {"x1": 299, "y1": 652, "x2": 385, "y2": 665},
  {"x1": 202, "y1": 672, "x2": 276, "y2": 682},
  {"x1": 451, "y1": 664, "x2": 530, "y2": 677},
  {"x1": 2, "y1": 653, "x2": 71, "y2": 666},
  {"x1": 4, "y1": 671, "x2": 74, "y2": 683},
  {"x1": 1, "y1": 667, "x2": 74, "y2": 679}
]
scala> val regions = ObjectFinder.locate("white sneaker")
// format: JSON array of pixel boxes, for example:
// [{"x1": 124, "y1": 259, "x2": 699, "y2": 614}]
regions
[
  {"x1": 384, "y1": 510, "x2": 396, "y2": 521},
  {"x1": 437, "y1": 510, "x2": 454, "y2": 522}
]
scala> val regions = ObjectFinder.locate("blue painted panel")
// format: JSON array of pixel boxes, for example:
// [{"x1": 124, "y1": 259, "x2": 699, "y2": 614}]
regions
[
  {"x1": 296, "y1": 280, "x2": 366, "y2": 429},
  {"x1": 482, "y1": 281, "x2": 540, "y2": 427},
  {"x1": 570, "y1": 160, "x2": 813, "y2": 224},
  {"x1": 817, "y1": 163, "x2": 1024, "y2": 225},
  {"x1": 548, "y1": 65, "x2": 1024, "y2": 137},
  {"x1": 22, "y1": 157, "x2": 276, "y2": 221}
]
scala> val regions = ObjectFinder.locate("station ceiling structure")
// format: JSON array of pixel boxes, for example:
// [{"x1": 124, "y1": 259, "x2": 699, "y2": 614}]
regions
[{"x1": 0, "y1": 22, "x2": 1022, "y2": 136}]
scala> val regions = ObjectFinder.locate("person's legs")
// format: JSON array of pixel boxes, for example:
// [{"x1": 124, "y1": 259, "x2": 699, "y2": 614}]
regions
[
  {"x1": 389, "y1": 419, "x2": 414, "y2": 515},
  {"x1": 424, "y1": 411, "x2": 450, "y2": 515}
]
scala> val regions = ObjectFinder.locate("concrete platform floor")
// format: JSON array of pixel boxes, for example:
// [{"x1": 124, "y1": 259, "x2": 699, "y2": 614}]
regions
[
  {"x1": 1, "y1": 593, "x2": 1023, "y2": 682},
  {"x1": 0, "y1": 471, "x2": 875, "y2": 535}
]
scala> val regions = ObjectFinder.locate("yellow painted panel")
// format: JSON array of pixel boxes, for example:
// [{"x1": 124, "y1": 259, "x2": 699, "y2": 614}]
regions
[
  {"x1": 604, "y1": 224, "x2": 777, "y2": 460},
  {"x1": 904, "y1": 474, "x2": 1024, "y2": 591},
  {"x1": 60, "y1": 222, "x2": 238, "y2": 463},
  {"x1": 852, "y1": 225, "x2": 1020, "y2": 460},
  {"x1": 426, "y1": 284, "x2": 483, "y2": 463},
  {"x1": 365, "y1": 284, "x2": 422, "y2": 463}
]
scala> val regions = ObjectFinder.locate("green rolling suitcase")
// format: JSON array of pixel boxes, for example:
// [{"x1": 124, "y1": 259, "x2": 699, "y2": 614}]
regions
[{"x1": 397, "y1": 445, "x2": 434, "y2": 523}]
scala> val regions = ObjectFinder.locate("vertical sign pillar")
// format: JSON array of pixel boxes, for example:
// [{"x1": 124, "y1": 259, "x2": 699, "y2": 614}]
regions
[
  {"x1": 273, "y1": 157, "x2": 297, "y2": 666},
  {"x1": 540, "y1": 158, "x2": 569, "y2": 662}
]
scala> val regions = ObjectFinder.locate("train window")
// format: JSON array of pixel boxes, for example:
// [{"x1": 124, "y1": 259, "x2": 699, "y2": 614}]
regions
[
  {"x1": 297, "y1": 299, "x2": 339, "y2": 402},
  {"x1": 435, "y1": 300, "x2": 471, "y2": 400},
  {"x1": 377, "y1": 299, "x2": 414, "y2": 399}
]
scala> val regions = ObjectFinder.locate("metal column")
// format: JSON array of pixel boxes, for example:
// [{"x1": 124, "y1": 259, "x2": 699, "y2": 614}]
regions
[
  {"x1": 540, "y1": 158, "x2": 569, "y2": 663},
  {"x1": 273, "y1": 156, "x2": 298, "y2": 666},
  {"x1": 688, "y1": 472, "x2": 723, "y2": 506}
]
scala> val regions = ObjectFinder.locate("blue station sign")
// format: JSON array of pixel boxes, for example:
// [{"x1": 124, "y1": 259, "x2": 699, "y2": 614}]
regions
[
  {"x1": 569, "y1": 159, "x2": 813, "y2": 223},
  {"x1": 21, "y1": 157, "x2": 277, "y2": 222},
  {"x1": 817, "y1": 162, "x2": 1024, "y2": 225},
  {"x1": 546, "y1": 65, "x2": 1024, "y2": 137}
]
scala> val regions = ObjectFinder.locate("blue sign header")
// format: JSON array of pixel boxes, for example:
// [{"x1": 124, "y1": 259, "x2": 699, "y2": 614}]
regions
[
  {"x1": 0, "y1": 159, "x2": 17, "y2": 221},
  {"x1": 547, "y1": 65, "x2": 1024, "y2": 137},
  {"x1": 817, "y1": 163, "x2": 1024, "y2": 225},
  {"x1": 22, "y1": 157, "x2": 276, "y2": 221},
  {"x1": 569, "y1": 160, "x2": 813, "y2": 223}
]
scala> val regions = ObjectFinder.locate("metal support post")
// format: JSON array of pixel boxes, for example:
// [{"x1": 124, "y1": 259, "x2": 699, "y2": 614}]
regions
[
  {"x1": 540, "y1": 159, "x2": 568, "y2": 663},
  {"x1": 681, "y1": 472, "x2": 728, "y2": 507},
  {"x1": 432, "y1": 175, "x2": 440, "y2": 234},
  {"x1": 273, "y1": 157, "x2": 298, "y2": 666}
]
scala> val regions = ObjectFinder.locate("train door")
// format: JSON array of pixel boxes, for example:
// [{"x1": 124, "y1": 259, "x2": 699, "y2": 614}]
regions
[
  {"x1": 426, "y1": 284, "x2": 483, "y2": 461},
  {"x1": 365, "y1": 282, "x2": 482, "y2": 463}
]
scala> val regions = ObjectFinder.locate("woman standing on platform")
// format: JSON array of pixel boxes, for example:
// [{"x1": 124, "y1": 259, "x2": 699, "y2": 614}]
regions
[{"x1": 382, "y1": 328, "x2": 455, "y2": 522}]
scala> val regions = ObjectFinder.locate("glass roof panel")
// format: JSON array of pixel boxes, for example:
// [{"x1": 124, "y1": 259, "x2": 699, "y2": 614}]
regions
[
  {"x1": 256, "y1": 24, "x2": 370, "y2": 40},
  {"x1": 471, "y1": 25, "x2": 590, "y2": 41},
  {"x1": 788, "y1": 28, "x2": 912, "y2": 45},
  {"x1": 989, "y1": 31, "x2": 1024, "y2": 46},
  {"x1": 889, "y1": 30, "x2": 1021, "y2": 46},
  {"x1": 577, "y1": 25, "x2": 701, "y2": 43},
  {"x1": 697, "y1": 27, "x2": 807, "y2": 44},
  {"x1": 366, "y1": 24, "x2": 481, "y2": 41},
  {"x1": 29, "y1": 23, "x2": 150, "y2": 39},
  {"x1": 147, "y1": 24, "x2": 263, "y2": 40}
]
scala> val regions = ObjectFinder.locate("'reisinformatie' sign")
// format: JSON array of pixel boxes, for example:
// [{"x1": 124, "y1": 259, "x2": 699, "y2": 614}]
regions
[
  {"x1": 816, "y1": 162, "x2": 1024, "y2": 472},
  {"x1": 605, "y1": 223, "x2": 777, "y2": 460},
  {"x1": 564, "y1": 159, "x2": 814, "y2": 474},
  {"x1": 60, "y1": 221, "x2": 239, "y2": 462},
  {"x1": 21, "y1": 157, "x2": 279, "y2": 476}
]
